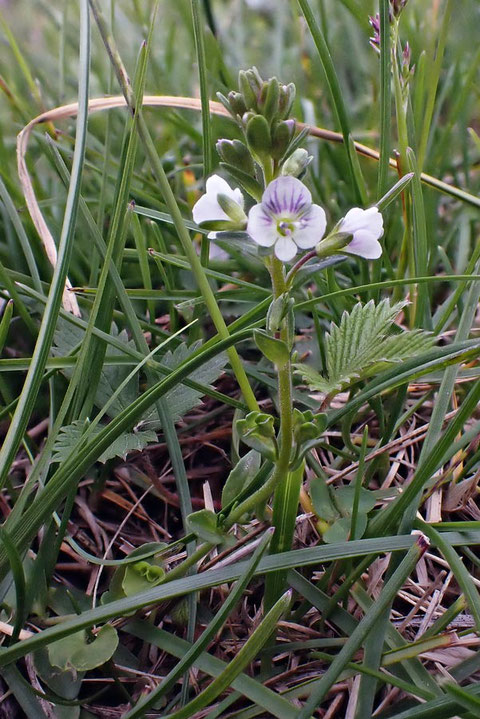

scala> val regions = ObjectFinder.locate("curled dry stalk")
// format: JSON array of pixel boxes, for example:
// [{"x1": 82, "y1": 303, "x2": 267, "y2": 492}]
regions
[{"x1": 17, "y1": 94, "x2": 480, "y2": 314}]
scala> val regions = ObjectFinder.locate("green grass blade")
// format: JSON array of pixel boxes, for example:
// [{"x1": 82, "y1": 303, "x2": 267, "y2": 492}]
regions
[
  {"x1": 162, "y1": 590, "x2": 291, "y2": 719},
  {"x1": 297, "y1": 0, "x2": 364, "y2": 202},
  {"x1": 0, "y1": 0, "x2": 90, "y2": 489},
  {"x1": 296, "y1": 536, "x2": 429, "y2": 718},
  {"x1": 123, "y1": 528, "x2": 274, "y2": 719}
]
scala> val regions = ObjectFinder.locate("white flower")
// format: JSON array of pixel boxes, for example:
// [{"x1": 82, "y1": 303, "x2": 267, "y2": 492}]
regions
[
  {"x1": 192, "y1": 175, "x2": 246, "y2": 239},
  {"x1": 339, "y1": 206, "x2": 383, "y2": 259},
  {"x1": 247, "y1": 176, "x2": 326, "y2": 262}
]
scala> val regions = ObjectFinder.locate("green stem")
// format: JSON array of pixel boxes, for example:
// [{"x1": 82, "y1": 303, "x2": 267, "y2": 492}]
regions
[{"x1": 263, "y1": 257, "x2": 297, "y2": 610}]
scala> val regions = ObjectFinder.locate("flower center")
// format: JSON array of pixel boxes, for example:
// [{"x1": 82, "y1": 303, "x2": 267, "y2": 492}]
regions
[{"x1": 278, "y1": 220, "x2": 295, "y2": 237}]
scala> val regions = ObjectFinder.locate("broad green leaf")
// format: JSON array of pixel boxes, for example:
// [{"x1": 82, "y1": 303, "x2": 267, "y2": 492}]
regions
[
  {"x1": 310, "y1": 478, "x2": 338, "y2": 523},
  {"x1": 47, "y1": 624, "x2": 118, "y2": 673},
  {"x1": 297, "y1": 299, "x2": 434, "y2": 395},
  {"x1": 222, "y1": 450, "x2": 261, "y2": 508},
  {"x1": 33, "y1": 647, "x2": 83, "y2": 702},
  {"x1": 323, "y1": 515, "x2": 367, "y2": 544},
  {"x1": 254, "y1": 330, "x2": 290, "y2": 368},
  {"x1": 334, "y1": 487, "x2": 377, "y2": 517},
  {"x1": 187, "y1": 509, "x2": 228, "y2": 544}
]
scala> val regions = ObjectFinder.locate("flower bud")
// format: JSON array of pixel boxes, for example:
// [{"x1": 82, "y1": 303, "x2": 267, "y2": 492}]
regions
[
  {"x1": 278, "y1": 83, "x2": 296, "y2": 119},
  {"x1": 227, "y1": 91, "x2": 247, "y2": 117},
  {"x1": 246, "y1": 114, "x2": 272, "y2": 163},
  {"x1": 316, "y1": 231, "x2": 352, "y2": 259},
  {"x1": 216, "y1": 139, "x2": 254, "y2": 175},
  {"x1": 281, "y1": 148, "x2": 312, "y2": 177},
  {"x1": 239, "y1": 70, "x2": 259, "y2": 111},
  {"x1": 245, "y1": 67, "x2": 263, "y2": 93},
  {"x1": 271, "y1": 119, "x2": 295, "y2": 160},
  {"x1": 216, "y1": 192, "x2": 248, "y2": 224},
  {"x1": 258, "y1": 77, "x2": 280, "y2": 122}
]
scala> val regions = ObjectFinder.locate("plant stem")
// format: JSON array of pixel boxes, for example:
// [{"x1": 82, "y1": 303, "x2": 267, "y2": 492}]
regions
[{"x1": 263, "y1": 256, "x2": 297, "y2": 610}]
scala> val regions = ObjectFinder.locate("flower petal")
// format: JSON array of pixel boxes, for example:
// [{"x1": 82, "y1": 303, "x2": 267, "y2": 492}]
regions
[
  {"x1": 341, "y1": 206, "x2": 383, "y2": 238},
  {"x1": 274, "y1": 236, "x2": 297, "y2": 262},
  {"x1": 294, "y1": 203, "x2": 327, "y2": 249},
  {"x1": 346, "y1": 230, "x2": 382, "y2": 259},
  {"x1": 205, "y1": 174, "x2": 236, "y2": 198},
  {"x1": 262, "y1": 176, "x2": 312, "y2": 218},
  {"x1": 247, "y1": 204, "x2": 278, "y2": 247},
  {"x1": 192, "y1": 192, "x2": 229, "y2": 225}
]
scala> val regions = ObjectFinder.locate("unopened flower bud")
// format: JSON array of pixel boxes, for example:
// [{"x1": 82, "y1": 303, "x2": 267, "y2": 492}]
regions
[
  {"x1": 216, "y1": 139, "x2": 254, "y2": 174},
  {"x1": 258, "y1": 77, "x2": 280, "y2": 122},
  {"x1": 391, "y1": 0, "x2": 408, "y2": 18},
  {"x1": 216, "y1": 192, "x2": 248, "y2": 224},
  {"x1": 227, "y1": 91, "x2": 247, "y2": 117},
  {"x1": 281, "y1": 148, "x2": 312, "y2": 178},
  {"x1": 271, "y1": 119, "x2": 295, "y2": 160},
  {"x1": 369, "y1": 14, "x2": 381, "y2": 54},
  {"x1": 239, "y1": 70, "x2": 259, "y2": 111},
  {"x1": 278, "y1": 83, "x2": 296, "y2": 120},
  {"x1": 245, "y1": 114, "x2": 272, "y2": 163}
]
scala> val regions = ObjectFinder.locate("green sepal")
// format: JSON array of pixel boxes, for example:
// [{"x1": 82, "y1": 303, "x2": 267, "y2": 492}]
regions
[
  {"x1": 236, "y1": 411, "x2": 277, "y2": 461},
  {"x1": 259, "y1": 77, "x2": 280, "y2": 122},
  {"x1": 219, "y1": 162, "x2": 263, "y2": 201},
  {"x1": 239, "y1": 70, "x2": 259, "y2": 111},
  {"x1": 216, "y1": 139, "x2": 255, "y2": 175},
  {"x1": 271, "y1": 120, "x2": 295, "y2": 160}
]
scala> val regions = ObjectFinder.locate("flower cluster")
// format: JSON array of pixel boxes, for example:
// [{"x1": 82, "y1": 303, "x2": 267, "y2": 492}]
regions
[{"x1": 192, "y1": 174, "x2": 383, "y2": 263}]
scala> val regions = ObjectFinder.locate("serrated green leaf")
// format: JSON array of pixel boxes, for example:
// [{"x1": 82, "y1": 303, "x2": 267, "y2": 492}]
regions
[
  {"x1": 297, "y1": 299, "x2": 434, "y2": 395},
  {"x1": 142, "y1": 342, "x2": 227, "y2": 429},
  {"x1": 98, "y1": 429, "x2": 157, "y2": 462},
  {"x1": 47, "y1": 624, "x2": 118, "y2": 673},
  {"x1": 52, "y1": 420, "x2": 157, "y2": 464}
]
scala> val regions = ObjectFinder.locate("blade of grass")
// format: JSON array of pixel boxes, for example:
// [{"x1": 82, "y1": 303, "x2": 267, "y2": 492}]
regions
[
  {"x1": 2, "y1": 531, "x2": 480, "y2": 664},
  {"x1": 0, "y1": 0, "x2": 90, "y2": 490},
  {"x1": 296, "y1": 535, "x2": 429, "y2": 719},
  {"x1": 89, "y1": 0, "x2": 259, "y2": 413},
  {"x1": 123, "y1": 528, "x2": 274, "y2": 719},
  {"x1": 127, "y1": 621, "x2": 298, "y2": 719},
  {"x1": 297, "y1": 0, "x2": 365, "y2": 203}
]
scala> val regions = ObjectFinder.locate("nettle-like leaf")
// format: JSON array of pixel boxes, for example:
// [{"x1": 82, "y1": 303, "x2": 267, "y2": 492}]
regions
[
  {"x1": 52, "y1": 320, "x2": 138, "y2": 417},
  {"x1": 296, "y1": 299, "x2": 434, "y2": 396},
  {"x1": 140, "y1": 341, "x2": 227, "y2": 430},
  {"x1": 52, "y1": 419, "x2": 157, "y2": 464}
]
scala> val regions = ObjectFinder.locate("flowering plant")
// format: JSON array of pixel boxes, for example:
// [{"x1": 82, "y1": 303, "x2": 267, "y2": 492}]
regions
[{"x1": 186, "y1": 68, "x2": 429, "y2": 612}]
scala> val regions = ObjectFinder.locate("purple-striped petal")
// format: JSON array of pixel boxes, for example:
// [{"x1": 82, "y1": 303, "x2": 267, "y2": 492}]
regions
[{"x1": 262, "y1": 176, "x2": 312, "y2": 217}]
